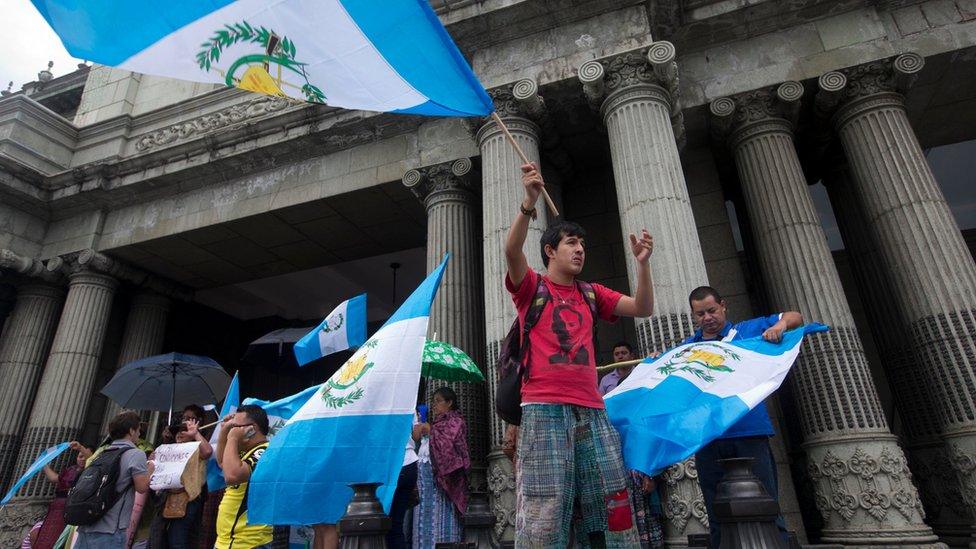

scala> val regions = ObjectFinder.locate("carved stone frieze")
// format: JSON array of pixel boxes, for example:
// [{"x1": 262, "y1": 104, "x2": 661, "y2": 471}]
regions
[
  {"x1": 0, "y1": 501, "x2": 47, "y2": 549},
  {"x1": 134, "y1": 95, "x2": 292, "y2": 152},
  {"x1": 402, "y1": 158, "x2": 478, "y2": 208},
  {"x1": 947, "y1": 442, "x2": 976, "y2": 511},
  {"x1": 807, "y1": 445, "x2": 926, "y2": 527},
  {"x1": 661, "y1": 456, "x2": 709, "y2": 541},
  {"x1": 486, "y1": 450, "x2": 516, "y2": 542}
]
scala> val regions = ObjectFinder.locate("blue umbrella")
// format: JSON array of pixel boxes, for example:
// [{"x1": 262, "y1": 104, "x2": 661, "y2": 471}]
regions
[{"x1": 101, "y1": 352, "x2": 230, "y2": 423}]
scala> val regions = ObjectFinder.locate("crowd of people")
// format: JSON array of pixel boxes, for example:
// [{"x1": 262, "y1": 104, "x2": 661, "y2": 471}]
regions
[{"x1": 17, "y1": 161, "x2": 802, "y2": 549}]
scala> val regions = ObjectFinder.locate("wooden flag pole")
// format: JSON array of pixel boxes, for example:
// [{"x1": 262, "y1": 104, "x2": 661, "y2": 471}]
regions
[
  {"x1": 491, "y1": 111, "x2": 560, "y2": 217},
  {"x1": 595, "y1": 357, "x2": 646, "y2": 373}
]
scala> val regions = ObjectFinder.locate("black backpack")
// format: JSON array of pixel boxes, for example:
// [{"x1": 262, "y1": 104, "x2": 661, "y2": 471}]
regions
[
  {"x1": 495, "y1": 275, "x2": 598, "y2": 425},
  {"x1": 64, "y1": 446, "x2": 126, "y2": 526}
]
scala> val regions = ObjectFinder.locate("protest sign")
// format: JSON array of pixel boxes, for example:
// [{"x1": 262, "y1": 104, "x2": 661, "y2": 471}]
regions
[{"x1": 150, "y1": 441, "x2": 200, "y2": 491}]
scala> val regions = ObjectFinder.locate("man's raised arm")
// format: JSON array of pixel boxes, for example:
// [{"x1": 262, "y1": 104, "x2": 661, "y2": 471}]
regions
[{"x1": 505, "y1": 163, "x2": 544, "y2": 289}]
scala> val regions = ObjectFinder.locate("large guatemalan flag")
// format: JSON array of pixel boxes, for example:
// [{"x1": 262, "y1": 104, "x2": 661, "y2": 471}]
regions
[
  {"x1": 248, "y1": 255, "x2": 449, "y2": 525},
  {"x1": 605, "y1": 324, "x2": 828, "y2": 477},
  {"x1": 31, "y1": 0, "x2": 493, "y2": 116}
]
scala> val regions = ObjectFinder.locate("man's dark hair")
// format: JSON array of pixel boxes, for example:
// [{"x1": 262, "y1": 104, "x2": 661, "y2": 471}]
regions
[
  {"x1": 433, "y1": 387, "x2": 459, "y2": 411},
  {"x1": 182, "y1": 404, "x2": 205, "y2": 421},
  {"x1": 540, "y1": 221, "x2": 587, "y2": 268},
  {"x1": 109, "y1": 411, "x2": 142, "y2": 440},
  {"x1": 611, "y1": 341, "x2": 634, "y2": 353},
  {"x1": 689, "y1": 286, "x2": 724, "y2": 305},
  {"x1": 238, "y1": 404, "x2": 270, "y2": 436}
]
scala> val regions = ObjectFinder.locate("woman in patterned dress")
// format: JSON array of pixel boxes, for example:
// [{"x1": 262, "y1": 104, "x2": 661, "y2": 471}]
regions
[{"x1": 412, "y1": 388, "x2": 470, "y2": 547}]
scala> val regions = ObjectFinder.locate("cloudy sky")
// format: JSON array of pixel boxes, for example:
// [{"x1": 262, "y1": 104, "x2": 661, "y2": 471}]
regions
[{"x1": 1, "y1": 0, "x2": 82, "y2": 92}]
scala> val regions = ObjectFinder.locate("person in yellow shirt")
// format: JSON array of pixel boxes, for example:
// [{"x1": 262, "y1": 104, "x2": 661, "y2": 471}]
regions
[{"x1": 215, "y1": 404, "x2": 273, "y2": 549}]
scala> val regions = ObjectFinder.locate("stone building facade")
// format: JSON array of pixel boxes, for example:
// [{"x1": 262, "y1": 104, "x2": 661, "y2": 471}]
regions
[{"x1": 2, "y1": 0, "x2": 976, "y2": 547}]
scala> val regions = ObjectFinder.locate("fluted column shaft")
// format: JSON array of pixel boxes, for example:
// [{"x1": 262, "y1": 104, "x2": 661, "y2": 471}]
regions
[
  {"x1": 728, "y1": 111, "x2": 936, "y2": 544},
  {"x1": 10, "y1": 271, "x2": 117, "y2": 501},
  {"x1": 602, "y1": 83, "x2": 708, "y2": 351},
  {"x1": 0, "y1": 285, "x2": 64, "y2": 491},
  {"x1": 835, "y1": 90, "x2": 976, "y2": 544},
  {"x1": 476, "y1": 115, "x2": 546, "y2": 446},
  {"x1": 476, "y1": 112, "x2": 544, "y2": 544},
  {"x1": 405, "y1": 159, "x2": 488, "y2": 473},
  {"x1": 826, "y1": 167, "x2": 974, "y2": 544},
  {"x1": 99, "y1": 292, "x2": 171, "y2": 434},
  {"x1": 604, "y1": 85, "x2": 712, "y2": 545}
]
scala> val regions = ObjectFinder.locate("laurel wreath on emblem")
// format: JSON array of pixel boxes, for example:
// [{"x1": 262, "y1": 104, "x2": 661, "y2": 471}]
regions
[
  {"x1": 320, "y1": 313, "x2": 344, "y2": 334},
  {"x1": 195, "y1": 21, "x2": 326, "y2": 104},
  {"x1": 321, "y1": 340, "x2": 379, "y2": 408},
  {"x1": 656, "y1": 342, "x2": 741, "y2": 383}
]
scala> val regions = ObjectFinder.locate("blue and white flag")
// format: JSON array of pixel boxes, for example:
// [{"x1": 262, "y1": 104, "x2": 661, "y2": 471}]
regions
[
  {"x1": 1, "y1": 442, "x2": 70, "y2": 506},
  {"x1": 248, "y1": 255, "x2": 449, "y2": 525},
  {"x1": 206, "y1": 372, "x2": 240, "y2": 492},
  {"x1": 605, "y1": 324, "x2": 828, "y2": 476},
  {"x1": 31, "y1": 0, "x2": 493, "y2": 116},
  {"x1": 242, "y1": 383, "x2": 322, "y2": 436},
  {"x1": 293, "y1": 294, "x2": 367, "y2": 367}
]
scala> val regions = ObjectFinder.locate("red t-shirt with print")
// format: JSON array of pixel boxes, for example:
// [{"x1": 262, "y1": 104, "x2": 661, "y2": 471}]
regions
[{"x1": 505, "y1": 269, "x2": 623, "y2": 409}]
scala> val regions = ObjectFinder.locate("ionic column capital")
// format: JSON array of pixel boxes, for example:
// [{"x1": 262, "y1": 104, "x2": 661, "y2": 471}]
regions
[
  {"x1": 578, "y1": 42, "x2": 685, "y2": 146},
  {"x1": 402, "y1": 158, "x2": 479, "y2": 210},
  {"x1": 0, "y1": 249, "x2": 62, "y2": 284},
  {"x1": 814, "y1": 53, "x2": 924, "y2": 129},
  {"x1": 709, "y1": 81, "x2": 804, "y2": 148}
]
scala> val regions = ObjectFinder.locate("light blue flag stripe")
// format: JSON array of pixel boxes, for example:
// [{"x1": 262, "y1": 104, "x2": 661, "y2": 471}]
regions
[
  {"x1": 342, "y1": 0, "x2": 493, "y2": 117},
  {"x1": 247, "y1": 254, "x2": 449, "y2": 525},
  {"x1": 1, "y1": 442, "x2": 70, "y2": 505},
  {"x1": 605, "y1": 324, "x2": 828, "y2": 476},
  {"x1": 206, "y1": 371, "x2": 240, "y2": 492}
]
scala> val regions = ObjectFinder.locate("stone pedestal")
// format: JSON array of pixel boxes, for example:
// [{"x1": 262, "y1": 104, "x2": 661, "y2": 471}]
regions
[
  {"x1": 403, "y1": 158, "x2": 488, "y2": 480},
  {"x1": 10, "y1": 271, "x2": 117, "y2": 500},
  {"x1": 99, "y1": 292, "x2": 171, "y2": 435},
  {"x1": 711, "y1": 83, "x2": 938, "y2": 546},
  {"x1": 828, "y1": 55, "x2": 976, "y2": 547},
  {"x1": 476, "y1": 88, "x2": 548, "y2": 543},
  {"x1": 0, "y1": 284, "x2": 64, "y2": 490}
]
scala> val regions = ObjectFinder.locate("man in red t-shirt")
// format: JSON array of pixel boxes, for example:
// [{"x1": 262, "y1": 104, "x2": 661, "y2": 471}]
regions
[{"x1": 505, "y1": 162, "x2": 654, "y2": 547}]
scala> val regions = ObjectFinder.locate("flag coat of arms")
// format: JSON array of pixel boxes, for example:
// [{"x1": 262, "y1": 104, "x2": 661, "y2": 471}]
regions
[
  {"x1": 293, "y1": 294, "x2": 367, "y2": 367},
  {"x1": 31, "y1": 0, "x2": 492, "y2": 116},
  {"x1": 247, "y1": 255, "x2": 449, "y2": 525},
  {"x1": 604, "y1": 324, "x2": 827, "y2": 476}
]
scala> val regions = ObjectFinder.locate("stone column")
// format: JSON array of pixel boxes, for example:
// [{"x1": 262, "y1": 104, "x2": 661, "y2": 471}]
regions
[
  {"x1": 710, "y1": 83, "x2": 938, "y2": 545},
  {"x1": 824, "y1": 161, "x2": 973, "y2": 545},
  {"x1": 825, "y1": 53, "x2": 976, "y2": 546},
  {"x1": 579, "y1": 42, "x2": 711, "y2": 545},
  {"x1": 403, "y1": 158, "x2": 487, "y2": 474},
  {"x1": 99, "y1": 291, "x2": 171, "y2": 434},
  {"x1": 476, "y1": 84, "x2": 548, "y2": 543},
  {"x1": 0, "y1": 284, "x2": 64, "y2": 490},
  {"x1": 9, "y1": 269, "x2": 117, "y2": 503}
]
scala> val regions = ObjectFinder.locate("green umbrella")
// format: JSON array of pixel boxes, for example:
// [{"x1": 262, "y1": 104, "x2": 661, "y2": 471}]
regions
[{"x1": 422, "y1": 340, "x2": 485, "y2": 382}]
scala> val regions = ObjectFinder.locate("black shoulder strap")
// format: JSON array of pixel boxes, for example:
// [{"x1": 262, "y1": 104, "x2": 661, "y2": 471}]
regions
[{"x1": 576, "y1": 280, "x2": 600, "y2": 354}]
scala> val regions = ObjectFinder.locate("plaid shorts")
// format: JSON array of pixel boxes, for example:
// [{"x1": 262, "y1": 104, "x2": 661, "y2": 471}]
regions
[{"x1": 515, "y1": 404, "x2": 639, "y2": 548}]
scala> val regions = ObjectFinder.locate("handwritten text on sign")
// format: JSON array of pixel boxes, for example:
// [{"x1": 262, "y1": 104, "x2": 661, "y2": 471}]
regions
[{"x1": 150, "y1": 441, "x2": 200, "y2": 491}]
